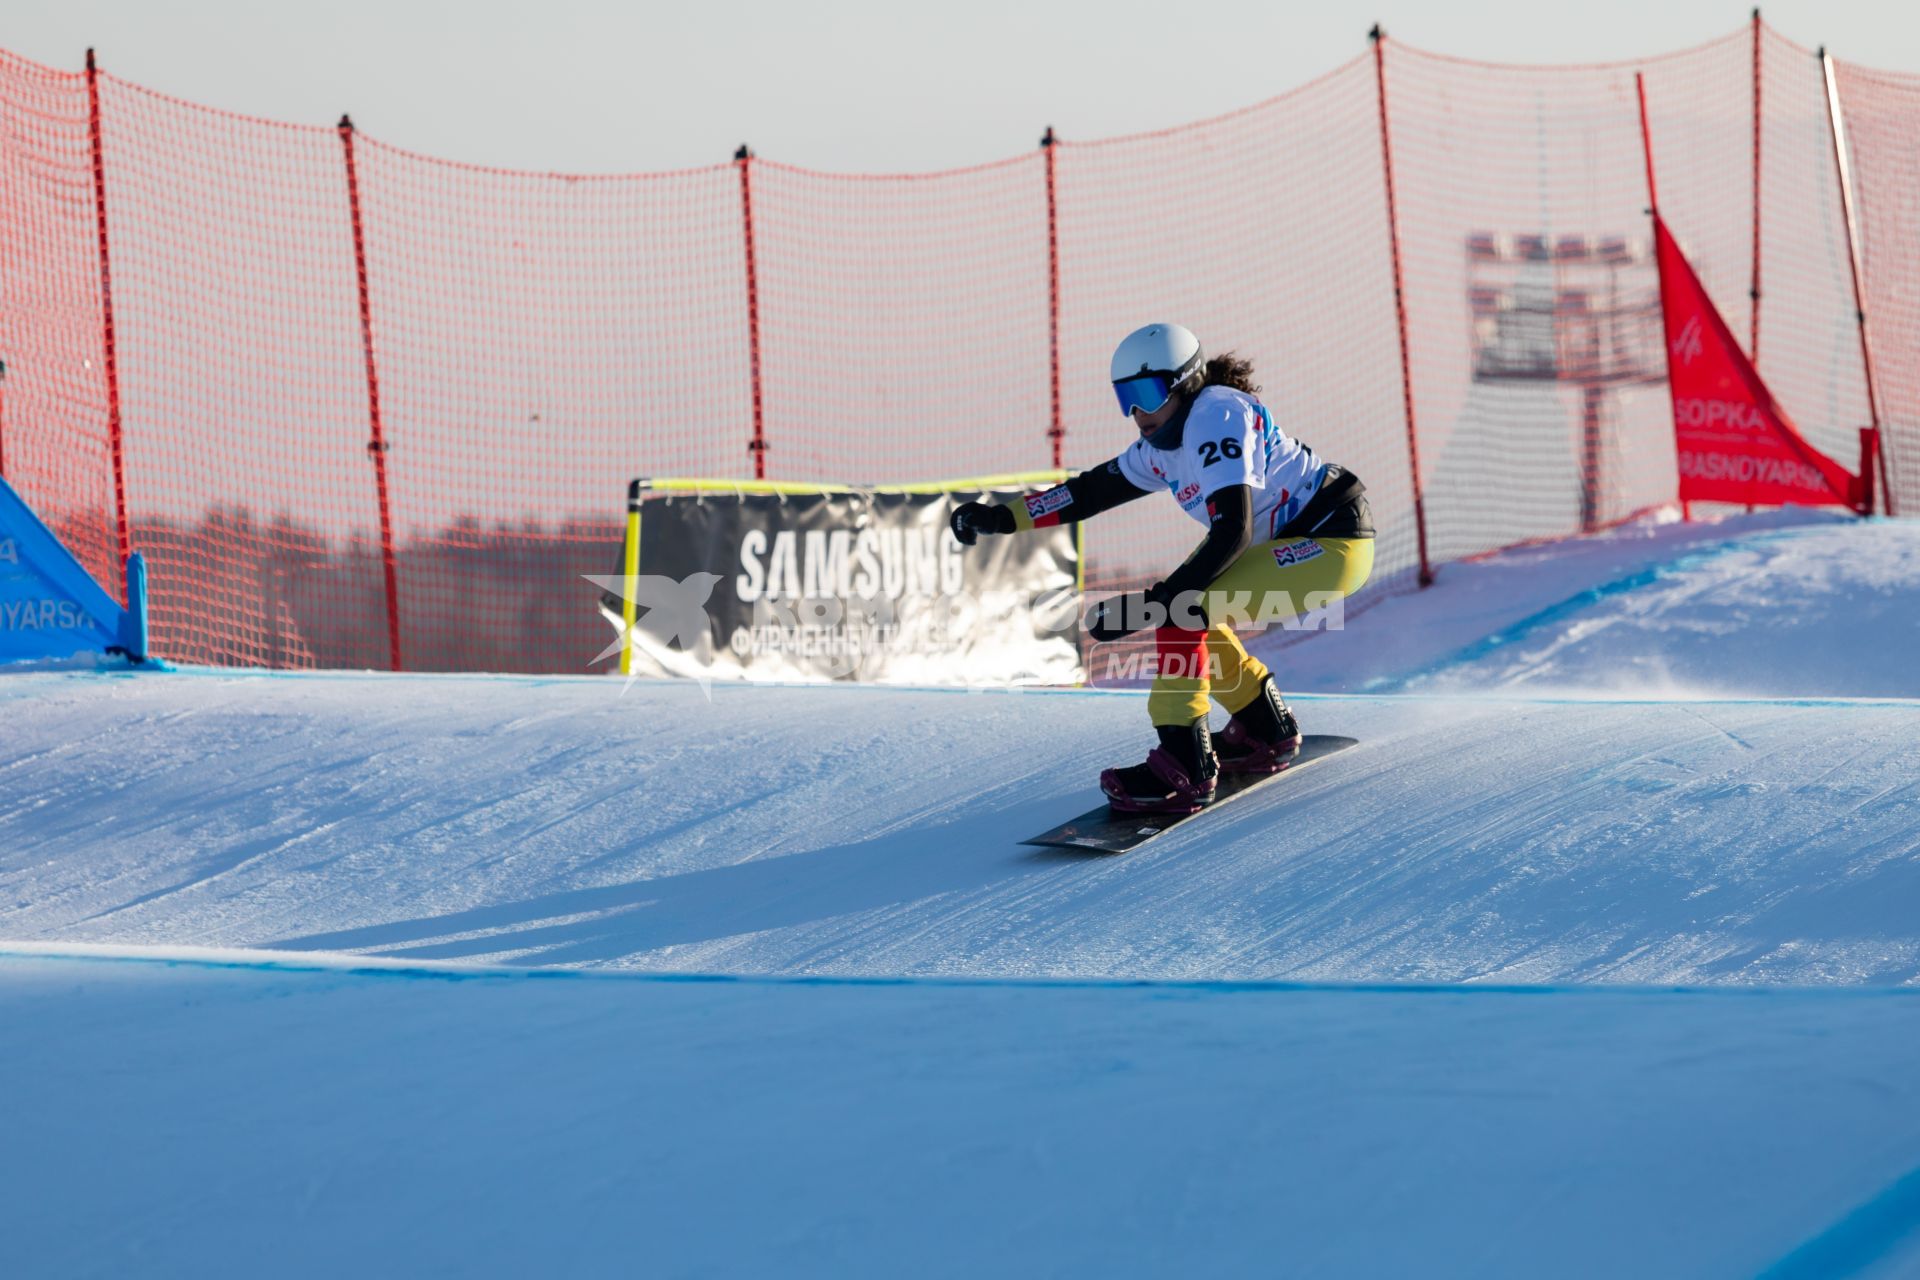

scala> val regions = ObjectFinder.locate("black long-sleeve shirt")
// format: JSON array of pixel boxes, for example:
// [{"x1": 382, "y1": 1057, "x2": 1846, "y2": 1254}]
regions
[{"x1": 1003, "y1": 462, "x2": 1253, "y2": 601}]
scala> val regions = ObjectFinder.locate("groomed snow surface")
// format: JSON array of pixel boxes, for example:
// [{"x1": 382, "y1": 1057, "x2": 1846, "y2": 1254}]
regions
[{"x1": 5, "y1": 510, "x2": 1920, "y2": 1277}]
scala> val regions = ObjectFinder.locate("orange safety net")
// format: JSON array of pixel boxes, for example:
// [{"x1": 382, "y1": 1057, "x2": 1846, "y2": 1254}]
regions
[
  {"x1": 752, "y1": 154, "x2": 1052, "y2": 485},
  {"x1": 0, "y1": 52, "x2": 114, "y2": 597},
  {"x1": 1387, "y1": 34, "x2": 1747, "y2": 559},
  {"x1": 0, "y1": 21, "x2": 1907, "y2": 676},
  {"x1": 350, "y1": 139, "x2": 748, "y2": 672},
  {"x1": 1751, "y1": 27, "x2": 1875, "y2": 497},
  {"x1": 1055, "y1": 55, "x2": 1413, "y2": 601},
  {"x1": 1830, "y1": 54, "x2": 1920, "y2": 514},
  {"x1": 91, "y1": 76, "x2": 375, "y2": 669}
]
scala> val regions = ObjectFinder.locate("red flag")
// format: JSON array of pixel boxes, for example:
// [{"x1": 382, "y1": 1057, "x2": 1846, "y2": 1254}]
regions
[{"x1": 1654, "y1": 214, "x2": 1859, "y2": 510}]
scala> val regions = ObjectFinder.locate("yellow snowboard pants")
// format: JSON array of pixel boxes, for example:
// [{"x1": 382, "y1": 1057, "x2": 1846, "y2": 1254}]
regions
[{"x1": 1144, "y1": 536, "x2": 1374, "y2": 727}]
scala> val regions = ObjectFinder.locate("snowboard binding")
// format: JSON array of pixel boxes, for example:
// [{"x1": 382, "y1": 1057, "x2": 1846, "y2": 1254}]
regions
[
  {"x1": 1215, "y1": 677, "x2": 1302, "y2": 776},
  {"x1": 1101, "y1": 722, "x2": 1219, "y2": 815}
]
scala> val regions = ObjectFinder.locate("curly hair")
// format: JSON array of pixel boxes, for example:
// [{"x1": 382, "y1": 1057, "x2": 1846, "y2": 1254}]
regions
[{"x1": 1198, "y1": 351, "x2": 1261, "y2": 395}]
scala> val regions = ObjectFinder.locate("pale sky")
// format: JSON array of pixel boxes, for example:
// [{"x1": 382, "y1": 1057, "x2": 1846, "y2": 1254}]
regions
[{"x1": 6, "y1": 1, "x2": 1915, "y2": 175}]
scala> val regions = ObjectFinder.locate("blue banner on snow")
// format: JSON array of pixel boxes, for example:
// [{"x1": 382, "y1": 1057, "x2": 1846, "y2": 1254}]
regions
[{"x1": 0, "y1": 474, "x2": 147, "y2": 663}]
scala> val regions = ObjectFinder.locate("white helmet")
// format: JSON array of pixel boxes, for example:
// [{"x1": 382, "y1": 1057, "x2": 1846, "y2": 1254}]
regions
[{"x1": 1110, "y1": 322, "x2": 1204, "y2": 417}]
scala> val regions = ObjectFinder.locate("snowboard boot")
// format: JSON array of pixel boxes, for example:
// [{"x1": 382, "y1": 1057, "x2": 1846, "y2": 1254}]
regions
[
  {"x1": 1101, "y1": 721, "x2": 1220, "y2": 815},
  {"x1": 1215, "y1": 676, "x2": 1303, "y2": 775}
]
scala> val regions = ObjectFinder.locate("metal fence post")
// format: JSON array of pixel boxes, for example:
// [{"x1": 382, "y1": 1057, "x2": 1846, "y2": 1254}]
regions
[
  {"x1": 1370, "y1": 27, "x2": 1433, "y2": 587},
  {"x1": 737, "y1": 145, "x2": 767, "y2": 480},
  {"x1": 1750, "y1": 8, "x2": 1765, "y2": 364},
  {"x1": 337, "y1": 114, "x2": 404, "y2": 671},
  {"x1": 85, "y1": 49, "x2": 131, "y2": 585},
  {"x1": 1043, "y1": 127, "x2": 1064, "y2": 471},
  {"x1": 1821, "y1": 49, "x2": 1895, "y2": 515}
]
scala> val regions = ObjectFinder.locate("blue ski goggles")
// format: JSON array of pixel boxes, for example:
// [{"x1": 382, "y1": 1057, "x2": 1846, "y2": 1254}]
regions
[{"x1": 1113, "y1": 373, "x2": 1177, "y2": 418}]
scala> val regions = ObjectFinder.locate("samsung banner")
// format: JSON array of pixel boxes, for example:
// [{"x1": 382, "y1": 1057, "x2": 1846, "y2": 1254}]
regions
[{"x1": 600, "y1": 482, "x2": 1083, "y2": 686}]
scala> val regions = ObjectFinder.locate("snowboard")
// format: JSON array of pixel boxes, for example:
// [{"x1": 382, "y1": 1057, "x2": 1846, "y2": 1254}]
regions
[{"x1": 1021, "y1": 734, "x2": 1358, "y2": 855}]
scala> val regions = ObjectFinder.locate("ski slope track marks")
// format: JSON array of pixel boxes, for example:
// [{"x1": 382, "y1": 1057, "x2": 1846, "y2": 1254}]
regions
[
  {"x1": 2, "y1": 677, "x2": 1916, "y2": 983},
  {"x1": 4, "y1": 510, "x2": 1920, "y2": 1276}
]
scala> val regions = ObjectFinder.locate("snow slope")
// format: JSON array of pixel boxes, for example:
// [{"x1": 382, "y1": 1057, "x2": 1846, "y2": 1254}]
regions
[
  {"x1": 5, "y1": 949, "x2": 1920, "y2": 1280},
  {"x1": 2, "y1": 667, "x2": 1917, "y2": 983},
  {"x1": 1266, "y1": 509, "x2": 1920, "y2": 696},
  {"x1": 6, "y1": 509, "x2": 1920, "y2": 1276}
]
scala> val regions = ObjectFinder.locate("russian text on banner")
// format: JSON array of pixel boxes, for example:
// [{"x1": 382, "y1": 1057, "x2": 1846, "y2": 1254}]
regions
[{"x1": 1654, "y1": 216, "x2": 1865, "y2": 512}]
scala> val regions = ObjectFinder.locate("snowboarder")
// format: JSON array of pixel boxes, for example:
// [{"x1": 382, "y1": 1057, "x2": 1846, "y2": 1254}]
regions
[{"x1": 952, "y1": 323, "x2": 1375, "y2": 814}]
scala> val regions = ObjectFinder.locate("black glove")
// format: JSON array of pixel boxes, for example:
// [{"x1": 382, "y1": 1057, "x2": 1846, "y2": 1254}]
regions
[{"x1": 950, "y1": 501, "x2": 1016, "y2": 546}]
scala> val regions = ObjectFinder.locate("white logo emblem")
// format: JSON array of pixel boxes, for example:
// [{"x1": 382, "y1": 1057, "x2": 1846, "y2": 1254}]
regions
[{"x1": 1671, "y1": 315, "x2": 1705, "y2": 367}]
